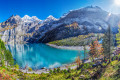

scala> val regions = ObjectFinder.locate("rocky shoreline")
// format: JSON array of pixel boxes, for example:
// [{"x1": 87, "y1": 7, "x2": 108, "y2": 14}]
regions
[
  {"x1": 20, "y1": 62, "x2": 78, "y2": 74},
  {"x1": 20, "y1": 44, "x2": 91, "y2": 74},
  {"x1": 20, "y1": 59, "x2": 92, "y2": 74},
  {"x1": 46, "y1": 43, "x2": 90, "y2": 51}
]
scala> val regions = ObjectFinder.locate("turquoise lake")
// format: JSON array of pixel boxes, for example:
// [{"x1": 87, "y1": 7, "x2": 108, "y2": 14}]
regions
[{"x1": 6, "y1": 43, "x2": 88, "y2": 69}]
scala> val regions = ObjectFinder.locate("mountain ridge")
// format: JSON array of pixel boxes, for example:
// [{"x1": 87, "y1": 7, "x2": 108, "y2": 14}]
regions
[{"x1": 0, "y1": 6, "x2": 120, "y2": 44}]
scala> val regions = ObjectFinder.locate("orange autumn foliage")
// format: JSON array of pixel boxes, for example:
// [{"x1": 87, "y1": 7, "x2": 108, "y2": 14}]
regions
[
  {"x1": 89, "y1": 40, "x2": 103, "y2": 58},
  {"x1": 76, "y1": 56, "x2": 81, "y2": 67}
]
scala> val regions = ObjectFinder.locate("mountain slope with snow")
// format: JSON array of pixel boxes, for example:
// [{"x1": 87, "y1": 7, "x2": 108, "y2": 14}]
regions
[
  {"x1": 0, "y1": 6, "x2": 120, "y2": 44},
  {"x1": 22, "y1": 15, "x2": 42, "y2": 23},
  {"x1": 0, "y1": 14, "x2": 58, "y2": 44},
  {"x1": 40, "y1": 6, "x2": 120, "y2": 42}
]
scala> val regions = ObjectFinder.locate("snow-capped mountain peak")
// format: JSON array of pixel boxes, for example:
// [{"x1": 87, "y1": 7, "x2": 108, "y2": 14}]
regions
[
  {"x1": 13, "y1": 15, "x2": 21, "y2": 20},
  {"x1": 22, "y1": 15, "x2": 42, "y2": 23},
  {"x1": 32, "y1": 16, "x2": 42, "y2": 21},
  {"x1": 5, "y1": 15, "x2": 22, "y2": 24},
  {"x1": 47, "y1": 15, "x2": 54, "y2": 19},
  {"x1": 23, "y1": 15, "x2": 31, "y2": 19},
  {"x1": 44, "y1": 15, "x2": 58, "y2": 22},
  {"x1": 1, "y1": 6, "x2": 120, "y2": 44}
]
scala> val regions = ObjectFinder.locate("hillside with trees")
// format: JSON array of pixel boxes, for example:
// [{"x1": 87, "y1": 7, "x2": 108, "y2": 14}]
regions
[
  {"x1": 0, "y1": 26, "x2": 120, "y2": 80},
  {"x1": 49, "y1": 33, "x2": 104, "y2": 46}
]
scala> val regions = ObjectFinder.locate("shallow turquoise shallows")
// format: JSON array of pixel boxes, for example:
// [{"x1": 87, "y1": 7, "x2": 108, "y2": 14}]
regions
[{"x1": 6, "y1": 43, "x2": 88, "y2": 69}]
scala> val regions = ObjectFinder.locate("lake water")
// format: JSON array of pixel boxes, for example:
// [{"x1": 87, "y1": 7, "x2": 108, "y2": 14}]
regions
[{"x1": 6, "y1": 43, "x2": 88, "y2": 69}]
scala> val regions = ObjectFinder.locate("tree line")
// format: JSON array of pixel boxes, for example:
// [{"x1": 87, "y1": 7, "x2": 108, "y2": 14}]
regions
[
  {"x1": 76, "y1": 25, "x2": 120, "y2": 67},
  {"x1": 0, "y1": 39, "x2": 14, "y2": 67}
]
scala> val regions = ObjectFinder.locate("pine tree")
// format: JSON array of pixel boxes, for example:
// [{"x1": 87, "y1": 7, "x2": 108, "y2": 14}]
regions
[
  {"x1": 0, "y1": 39, "x2": 14, "y2": 67},
  {"x1": 83, "y1": 41, "x2": 88, "y2": 63},
  {"x1": 102, "y1": 26, "x2": 114, "y2": 62},
  {"x1": 5, "y1": 50, "x2": 14, "y2": 66},
  {"x1": 116, "y1": 25, "x2": 120, "y2": 46}
]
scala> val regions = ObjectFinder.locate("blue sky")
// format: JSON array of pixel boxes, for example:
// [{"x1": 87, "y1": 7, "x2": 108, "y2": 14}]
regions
[{"x1": 0, "y1": 0, "x2": 120, "y2": 22}]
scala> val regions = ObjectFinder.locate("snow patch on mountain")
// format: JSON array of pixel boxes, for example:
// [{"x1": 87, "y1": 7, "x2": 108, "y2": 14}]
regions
[
  {"x1": 44, "y1": 15, "x2": 58, "y2": 22},
  {"x1": 22, "y1": 15, "x2": 42, "y2": 23},
  {"x1": 0, "y1": 6, "x2": 120, "y2": 44}
]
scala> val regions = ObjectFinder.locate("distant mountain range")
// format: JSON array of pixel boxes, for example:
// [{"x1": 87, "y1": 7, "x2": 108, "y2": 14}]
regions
[{"x1": 0, "y1": 6, "x2": 120, "y2": 44}]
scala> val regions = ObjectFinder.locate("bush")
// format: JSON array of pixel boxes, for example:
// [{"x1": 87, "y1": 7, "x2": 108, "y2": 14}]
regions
[
  {"x1": 63, "y1": 69, "x2": 68, "y2": 74},
  {"x1": 102, "y1": 62, "x2": 107, "y2": 67},
  {"x1": 28, "y1": 67, "x2": 32, "y2": 71},
  {"x1": 112, "y1": 56, "x2": 116, "y2": 61},
  {"x1": 14, "y1": 64, "x2": 19, "y2": 69},
  {"x1": 82, "y1": 63, "x2": 92, "y2": 69},
  {"x1": 57, "y1": 68, "x2": 60, "y2": 73},
  {"x1": 60, "y1": 70, "x2": 64, "y2": 73},
  {"x1": 89, "y1": 62, "x2": 94, "y2": 65},
  {"x1": 68, "y1": 68, "x2": 71, "y2": 73},
  {"x1": 72, "y1": 76, "x2": 75, "y2": 80},
  {"x1": 1, "y1": 60, "x2": 5, "y2": 67},
  {"x1": 67, "y1": 74, "x2": 72, "y2": 79},
  {"x1": 53, "y1": 68, "x2": 57, "y2": 73},
  {"x1": 49, "y1": 69, "x2": 53, "y2": 74},
  {"x1": 110, "y1": 60, "x2": 118, "y2": 66}
]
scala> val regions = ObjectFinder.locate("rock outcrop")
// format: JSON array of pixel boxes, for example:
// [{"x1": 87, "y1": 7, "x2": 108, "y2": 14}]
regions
[{"x1": 0, "y1": 6, "x2": 120, "y2": 44}]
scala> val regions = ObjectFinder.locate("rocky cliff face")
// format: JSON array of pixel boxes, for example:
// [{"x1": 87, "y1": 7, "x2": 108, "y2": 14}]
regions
[
  {"x1": 40, "y1": 6, "x2": 120, "y2": 43},
  {"x1": 0, "y1": 6, "x2": 120, "y2": 44},
  {"x1": 59, "y1": 6, "x2": 120, "y2": 32},
  {"x1": 0, "y1": 15, "x2": 58, "y2": 44}
]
